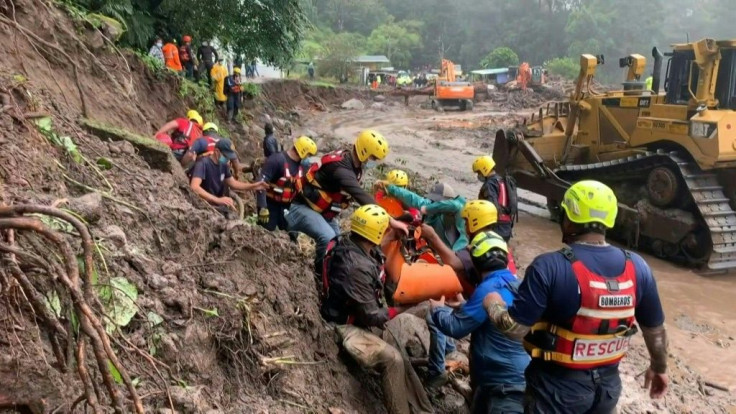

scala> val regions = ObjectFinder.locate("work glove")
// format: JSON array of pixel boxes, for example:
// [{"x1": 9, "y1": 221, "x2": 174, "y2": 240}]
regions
[{"x1": 258, "y1": 208, "x2": 270, "y2": 224}]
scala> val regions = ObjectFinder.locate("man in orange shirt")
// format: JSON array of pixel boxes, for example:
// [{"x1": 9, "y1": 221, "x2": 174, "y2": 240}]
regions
[{"x1": 162, "y1": 38, "x2": 182, "y2": 73}]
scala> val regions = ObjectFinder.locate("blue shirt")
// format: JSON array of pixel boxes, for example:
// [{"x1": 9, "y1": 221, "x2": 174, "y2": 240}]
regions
[
  {"x1": 432, "y1": 269, "x2": 529, "y2": 387},
  {"x1": 191, "y1": 157, "x2": 231, "y2": 198},
  {"x1": 509, "y1": 244, "x2": 665, "y2": 329}
]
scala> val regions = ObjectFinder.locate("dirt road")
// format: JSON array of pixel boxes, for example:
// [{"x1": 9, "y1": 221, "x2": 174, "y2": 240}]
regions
[{"x1": 304, "y1": 98, "x2": 736, "y2": 411}]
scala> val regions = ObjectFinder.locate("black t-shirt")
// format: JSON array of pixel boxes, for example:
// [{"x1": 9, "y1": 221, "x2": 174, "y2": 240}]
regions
[
  {"x1": 312, "y1": 152, "x2": 374, "y2": 205},
  {"x1": 191, "y1": 157, "x2": 231, "y2": 198}
]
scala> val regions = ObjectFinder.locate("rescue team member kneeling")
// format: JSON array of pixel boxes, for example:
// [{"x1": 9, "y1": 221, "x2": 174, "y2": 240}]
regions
[
  {"x1": 154, "y1": 110, "x2": 203, "y2": 163},
  {"x1": 321, "y1": 205, "x2": 431, "y2": 414},
  {"x1": 190, "y1": 139, "x2": 268, "y2": 215},
  {"x1": 482, "y1": 180, "x2": 668, "y2": 413},
  {"x1": 431, "y1": 231, "x2": 529, "y2": 414},
  {"x1": 256, "y1": 136, "x2": 318, "y2": 232},
  {"x1": 288, "y1": 130, "x2": 408, "y2": 273}
]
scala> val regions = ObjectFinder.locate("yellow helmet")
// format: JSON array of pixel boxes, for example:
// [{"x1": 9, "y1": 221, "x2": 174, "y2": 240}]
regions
[
  {"x1": 560, "y1": 180, "x2": 618, "y2": 229},
  {"x1": 350, "y1": 204, "x2": 390, "y2": 245},
  {"x1": 203, "y1": 122, "x2": 218, "y2": 132},
  {"x1": 386, "y1": 169, "x2": 409, "y2": 187},
  {"x1": 472, "y1": 155, "x2": 496, "y2": 178},
  {"x1": 234, "y1": 67, "x2": 242, "y2": 74},
  {"x1": 355, "y1": 130, "x2": 389, "y2": 162},
  {"x1": 469, "y1": 231, "x2": 508, "y2": 274},
  {"x1": 186, "y1": 109, "x2": 200, "y2": 120},
  {"x1": 461, "y1": 200, "x2": 498, "y2": 235},
  {"x1": 294, "y1": 135, "x2": 318, "y2": 159}
]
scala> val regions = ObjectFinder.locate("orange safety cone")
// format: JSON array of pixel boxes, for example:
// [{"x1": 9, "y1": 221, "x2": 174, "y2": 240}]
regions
[{"x1": 392, "y1": 262, "x2": 462, "y2": 305}]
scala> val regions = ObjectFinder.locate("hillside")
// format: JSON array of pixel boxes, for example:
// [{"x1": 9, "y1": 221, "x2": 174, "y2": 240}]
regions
[{"x1": 0, "y1": 1, "x2": 380, "y2": 412}]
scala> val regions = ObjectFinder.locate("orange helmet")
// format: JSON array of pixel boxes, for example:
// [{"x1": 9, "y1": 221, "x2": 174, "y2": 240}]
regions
[{"x1": 182, "y1": 35, "x2": 192, "y2": 43}]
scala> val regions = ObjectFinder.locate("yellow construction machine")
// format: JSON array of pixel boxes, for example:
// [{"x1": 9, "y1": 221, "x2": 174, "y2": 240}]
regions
[{"x1": 493, "y1": 38, "x2": 736, "y2": 272}]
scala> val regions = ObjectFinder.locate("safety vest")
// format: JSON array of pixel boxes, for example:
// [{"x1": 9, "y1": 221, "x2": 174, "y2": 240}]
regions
[
  {"x1": 178, "y1": 45, "x2": 191, "y2": 62},
  {"x1": 295, "y1": 151, "x2": 355, "y2": 220},
  {"x1": 170, "y1": 120, "x2": 198, "y2": 151},
  {"x1": 498, "y1": 181, "x2": 511, "y2": 223},
  {"x1": 267, "y1": 162, "x2": 302, "y2": 204},
  {"x1": 523, "y1": 247, "x2": 638, "y2": 370}
]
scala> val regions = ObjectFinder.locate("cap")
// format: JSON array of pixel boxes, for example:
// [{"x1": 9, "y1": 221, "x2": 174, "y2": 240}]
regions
[
  {"x1": 189, "y1": 137, "x2": 210, "y2": 155},
  {"x1": 427, "y1": 182, "x2": 457, "y2": 202},
  {"x1": 215, "y1": 139, "x2": 238, "y2": 160}
]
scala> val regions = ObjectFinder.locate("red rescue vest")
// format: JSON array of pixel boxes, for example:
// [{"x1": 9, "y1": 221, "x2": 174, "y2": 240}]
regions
[
  {"x1": 498, "y1": 181, "x2": 511, "y2": 223},
  {"x1": 267, "y1": 162, "x2": 302, "y2": 204},
  {"x1": 178, "y1": 45, "x2": 191, "y2": 62},
  {"x1": 170, "y1": 120, "x2": 198, "y2": 151},
  {"x1": 524, "y1": 248, "x2": 638, "y2": 370},
  {"x1": 295, "y1": 151, "x2": 354, "y2": 219}
]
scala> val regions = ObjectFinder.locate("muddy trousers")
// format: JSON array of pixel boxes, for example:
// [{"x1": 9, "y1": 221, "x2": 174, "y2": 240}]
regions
[
  {"x1": 524, "y1": 362, "x2": 620, "y2": 414},
  {"x1": 336, "y1": 322, "x2": 432, "y2": 414},
  {"x1": 285, "y1": 202, "x2": 339, "y2": 273},
  {"x1": 227, "y1": 94, "x2": 241, "y2": 121}
]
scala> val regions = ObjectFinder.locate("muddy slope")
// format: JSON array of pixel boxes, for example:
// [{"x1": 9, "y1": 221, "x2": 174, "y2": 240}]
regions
[{"x1": 0, "y1": 1, "x2": 382, "y2": 412}]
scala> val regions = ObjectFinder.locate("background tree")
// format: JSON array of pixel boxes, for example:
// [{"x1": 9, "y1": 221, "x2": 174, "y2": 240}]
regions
[
  {"x1": 319, "y1": 32, "x2": 366, "y2": 79},
  {"x1": 480, "y1": 47, "x2": 520, "y2": 69},
  {"x1": 367, "y1": 18, "x2": 423, "y2": 68}
]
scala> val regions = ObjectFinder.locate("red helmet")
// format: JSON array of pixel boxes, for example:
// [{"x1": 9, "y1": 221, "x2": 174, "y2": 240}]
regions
[{"x1": 182, "y1": 35, "x2": 192, "y2": 43}]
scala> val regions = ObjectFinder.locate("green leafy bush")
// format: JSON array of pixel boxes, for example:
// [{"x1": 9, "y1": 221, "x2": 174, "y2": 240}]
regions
[
  {"x1": 545, "y1": 57, "x2": 579, "y2": 80},
  {"x1": 480, "y1": 47, "x2": 520, "y2": 69}
]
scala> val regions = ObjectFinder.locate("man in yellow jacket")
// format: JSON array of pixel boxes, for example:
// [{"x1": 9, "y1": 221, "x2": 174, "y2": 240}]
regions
[{"x1": 211, "y1": 58, "x2": 228, "y2": 114}]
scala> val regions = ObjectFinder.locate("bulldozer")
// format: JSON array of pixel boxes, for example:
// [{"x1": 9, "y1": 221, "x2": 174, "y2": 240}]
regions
[
  {"x1": 493, "y1": 38, "x2": 736, "y2": 272},
  {"x1": 431, "y1": 59, "x2": 475, "y2": 111}
]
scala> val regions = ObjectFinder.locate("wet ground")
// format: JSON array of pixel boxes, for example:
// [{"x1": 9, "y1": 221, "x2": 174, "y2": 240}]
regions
[{"x1": 304, "y1": 98, "x2": 736, "y2": 397}]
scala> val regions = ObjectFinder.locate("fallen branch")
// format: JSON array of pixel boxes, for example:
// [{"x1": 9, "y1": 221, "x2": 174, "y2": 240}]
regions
[{"x1": 703, "y1": 381, "x2": 730, "y2": 392}]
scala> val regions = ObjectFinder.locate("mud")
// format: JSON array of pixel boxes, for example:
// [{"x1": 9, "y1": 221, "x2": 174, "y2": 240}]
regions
[{"x1": 306, "y1": 100, "x2": 736, "y2": 412}]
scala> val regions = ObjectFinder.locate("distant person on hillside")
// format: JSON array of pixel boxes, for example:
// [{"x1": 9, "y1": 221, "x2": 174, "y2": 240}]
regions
[
  {"x1": 179, "y1": 35, "x2": 195, "y2": 79},
  {"x1": 197, "y1": 40, "x2": 219, "y2": 85},
  {"x1": 148, "y1": 37, "x2": 164, "y2": 66},
  {"x1": 308, "y1": 62, "x2": 315, "y2": 80},
  {"x1": 262, "y1": 123, "x2": 282, "y2": 158},
  {"x1": 190, "y1": 139, "x2": 268, "y2": 216},
  {"x1": 162, "y1": 38, "x2": 182, "y2": 74},
  {"x1": 211, "y1": 58, "x2": 228, "y2": 114},
  {"x1": 225, "y1": 68, "x2": 243, "y2": 123},
  {"x1": 250, "y1": 60, "x2": 260, "y2": 77}
]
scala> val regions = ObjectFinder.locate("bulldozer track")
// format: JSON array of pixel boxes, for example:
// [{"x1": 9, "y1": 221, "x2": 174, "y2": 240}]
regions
[{"x1": 554, "y1": 150, "x2": 736, "y2": 271}]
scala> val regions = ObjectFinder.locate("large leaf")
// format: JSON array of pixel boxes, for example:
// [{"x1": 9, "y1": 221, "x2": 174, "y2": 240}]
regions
[
  {"x1": 44, "y1": 290, "x2": 62, "y2": 318},
  {"x1": 97, "y1": 276, "x2": 138, "y2": 334}
]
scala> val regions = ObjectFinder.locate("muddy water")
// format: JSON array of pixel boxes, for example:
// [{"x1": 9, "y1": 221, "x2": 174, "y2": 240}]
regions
[{"x1": 305, "y1": 103, "x2": 736, "y2": 389}]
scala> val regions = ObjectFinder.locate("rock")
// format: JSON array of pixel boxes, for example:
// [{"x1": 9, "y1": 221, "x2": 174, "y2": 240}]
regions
[
  {"x1": 108, "y1": 140, "x2": 136, "y2": 156},
  {"x1": 145, "y1": 273, "x2": 168, "y2": 290},
  {"x1": 161, "y1": 261, "x2": 183, "y2": 277},
  {"x1": 69, "y1": 192, "x2": 103, "y2": 223},
  {"x1": 370, "y1": 102, "x2": 387, "y2": 111},
  {"x1": 128, "y1": 252, "x2": 158, "y2": 277},
  {"x1": 302, "y1": 129, "x2": 317, "y2": 139},
  {"x1": 340, "y1": 99, "x2": 365, "y2": 110},
  {"x1": 159, "y1": 334, "x2": 179, "y2": 356},
  {"x1": 101, "y1": 225, "x2": 127, "y2": 249},
  {"x1": 244, "y1": 284, "x2": 258, "y2": 297},
  {"x1": 373, "y1": 94, "x2": 386, "y2": 102},
  {"x1": 170, "y1": 386, "x2": 208, "y2": 413}
]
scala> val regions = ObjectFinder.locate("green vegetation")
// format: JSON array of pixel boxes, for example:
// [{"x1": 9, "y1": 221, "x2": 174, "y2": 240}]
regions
[
  {"x1": 545, "y1": 57, "x2": 578, "y2": 80},
  {"x1": 59, "y1": 0, "x2": 308, "y2": 67},
  {"x1": 241, "y1": 82, "x2": 261, "y2": 98},
  {"x1": 480, "y1": 47, "x2": 519, "y2": 69}
]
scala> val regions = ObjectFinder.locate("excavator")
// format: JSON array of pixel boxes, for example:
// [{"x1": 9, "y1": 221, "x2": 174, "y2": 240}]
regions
[
  {"x1": 493, "y1": 38, "x2": 736, "y2": 273},
  {"x1": 431, "y1": 59, "x2": 475, "y2": 111},
  {"x1": 517, "y1": 62, "x2": 547, "y2": 91}
]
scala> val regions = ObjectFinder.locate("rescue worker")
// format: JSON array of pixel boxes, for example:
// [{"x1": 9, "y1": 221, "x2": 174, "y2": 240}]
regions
[
  {"x1": 148, "y1": 37, "x2": 164, "y2": 65},
  {"x1": 179, "y1": 35, "x2": 195, "y2": 79},
  {"x1": 377, "y1": 181, "x2": 468, "y2": 251},
  {"x1": 224, "y1": 67, "x2": 243, "y2": 122},
  {"x1": 308, "y1": 62, "x2": 315, "y2": 80},
  {"x1": 321, "y1": 204, "x2": 432, "y2": 414},
  {"x1": 431, "y1": 231, "x2": 529, "y2": 413},
  {"x1": 197, "y1": 40, "x2": 219, "y2": 85},
  {"x1": 645, "y1": 74, "x2": 654, "y2": 91},
  {"x1": 250, "y1": 60, "x2": 260, "y2": 77},
  {"x1": 374, "y1": 169, "x2": 409, "y2": 203},
  {"x1": 288, "y1": 130, "x2": 408, "y2": 274},
  {"x1": 162, "y1": 38, "x2": 182, "y2": 74},
  {"x1": 262, "y1": 122, "x2": 282, "y2": 157},
  {"x1": 473, "y1": 155, "x2": 516, "y2": 241},
  {"x1": 154, "y1": 110, "x2": 203, "y2": 162},
  {"x1": 211, "y1": 58, "x2": 228, "y2": 113},
  {"x1": 256, "y1": 136, "x2": 318, "y2": 236},
  {"x1": 191, "y1": 122, "x2": 243, "y2": 180},
  {"x1": 190, "y1": 139, "x2": 268, "y2": 216},
  {"x1": 482, "y1": 180, "x2": 668, "y2": 413}
]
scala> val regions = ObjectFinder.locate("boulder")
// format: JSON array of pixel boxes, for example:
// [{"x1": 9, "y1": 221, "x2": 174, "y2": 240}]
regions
[
  {"x1": 340, "y1": 99, "x2": 365, "y2": 110},
  {"x1": 69, "y1": 192, "x2": 103, "y2": 223},
  {"x1": 370, "y1": 102, "x2": 387, "y2": 111},
  {"x1": 373, "y1": 94, "x2": 386, "y2": 102},
  {"x1": 100, "y1": 225, "x2": 127, "y2": 249}
]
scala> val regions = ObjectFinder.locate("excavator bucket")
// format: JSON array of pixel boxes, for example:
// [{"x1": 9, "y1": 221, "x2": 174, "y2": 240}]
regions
[{"x1": 392, "y1": 262, "x2": 463, "y2": 305}]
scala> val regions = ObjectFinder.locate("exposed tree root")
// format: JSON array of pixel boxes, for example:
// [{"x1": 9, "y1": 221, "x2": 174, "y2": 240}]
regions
[{"x1": 0, "y1": 204, "x2": 145, "y2": 413}]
